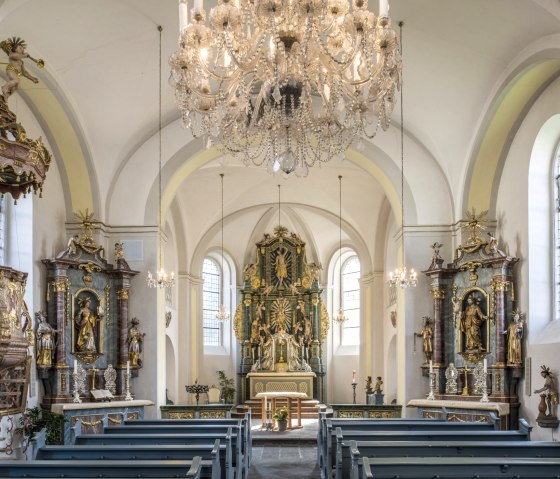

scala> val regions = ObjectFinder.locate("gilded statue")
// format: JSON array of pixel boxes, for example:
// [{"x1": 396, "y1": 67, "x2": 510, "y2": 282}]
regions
[
  {"x1": 373, "y1": 376, "x2": 383, "y2": 394},
  {"x1": 250, "y1": 317, "x2": 260, "y2": 343},
  {"x1": 67, "y1": 234, "x2": 79, "y2": 256},
  {"x1": 365, "y1": 376, "x2": 373, "y2": 392},
  {"x1": 503, "y1": 309, "x2": 524, "y2": 365},
  {"x1": 430, "y1": 242, "x2": 443, "y2": 267},
  {"x1": 114, "y1": 241, "x2": 125, "y2": 259},
  {"x1": 451, "y1": 295, "x2": 461, "y2": 327},
  {"x1": 74, "y1": 296, "x2": 103, "y2": 353},
  {"x1": 459, "y1": 294, "x2": 487, "y2": 351},
  {"x1": 275, "y1": 247, "x2": 288, "y2": 283},
  {"x1": 35, "y1": 311, "x2": 57, "y2": 367},
  {"x1": 487, "y1": 232, "x2": 505, "y2": 257},
  {"x1": 127, "y1": 317, "x2": 145, "y2": 367},
  {"x1": 534, "y1": 365, "x2": 558, "y2": 419},
  {"x1": 0, "y1": 37, "x2": 41, "y2": 100},
  {"x1": 414, "y1": 316, "x2": 433, "y2": 363}
]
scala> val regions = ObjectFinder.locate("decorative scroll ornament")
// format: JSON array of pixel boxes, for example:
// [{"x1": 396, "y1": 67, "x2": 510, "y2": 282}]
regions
[
  {"x1": 0, "y1": 37, "x2": 50, "y2": 201},
  {"x1": 171, "y1": 0, "x2": 401, "y2": 176}
]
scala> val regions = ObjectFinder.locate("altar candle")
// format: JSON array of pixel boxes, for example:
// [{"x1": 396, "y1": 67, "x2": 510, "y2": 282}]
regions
[
  {"x1": 429, "y1": 360, "x2": 433, "y2": 374},
  {"x1": 74, "y1": 359, "x2": 77, "y2": 375},
  {"x1": 379, "y1": 0, "x2": 388, "y2": 17},
  {"x1": 179, "y1": 0, "x2": 188, "y2": 32},
  {"x1": 352, "y1": 370, "x2": 356, "y2": 383},
  {"x1": 483, "y1": 358, "x2": 487, "y2": 374},
  {"x1": 126, "y1": 360, "x2": 130, "y2": 375}
]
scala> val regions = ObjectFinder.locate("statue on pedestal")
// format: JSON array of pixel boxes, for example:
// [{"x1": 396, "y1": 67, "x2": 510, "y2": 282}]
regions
[
  {"x1": 127, "y1": 318, "x2": 145, "y2": 367},
  {"x1": 534, "y1": 365, "x2": 558, "y2": 426},
  {"x1": 74, "y1": 296, "x2": 103, "y2": 353},
  {"x1": 36, "y1": 311, "x2": 57, "y2": 367},
  {"x1": 414, "y1": 316, "x2": 433, "y2": 364},
  {"x1": 460, "y1": 294, "x2": 487, "y2": 351},
  {"x1": 503, "y1": 309, "x2": 524, "y2": 365}
]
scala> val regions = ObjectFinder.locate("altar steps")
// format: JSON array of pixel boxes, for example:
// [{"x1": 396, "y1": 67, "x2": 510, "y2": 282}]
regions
[{"x1": 231, "y1": 399, "x2": 326, "y2": 419}]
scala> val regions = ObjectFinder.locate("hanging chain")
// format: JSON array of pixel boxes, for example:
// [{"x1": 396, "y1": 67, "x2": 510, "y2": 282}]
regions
[
  {"x1": 339, "y1": 175, "x2": 343, "y2": 309},
  {"x1": 220, "y1": 173, "x2": 225, "y2": 273},
  {"x1": 399, "y1": 21, "x2": 405, "y2": 264},
  {"x1": 278, "y1": 184, "x2": 281, "y2": 230},
  {"x1": 158, "y1": 25, "x2": 163, "y2": 269}
]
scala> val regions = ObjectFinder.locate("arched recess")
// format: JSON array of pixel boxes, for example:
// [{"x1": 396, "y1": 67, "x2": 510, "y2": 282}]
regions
[
  {"x1": 464, "y1": 38, "x2": 560, "y2": 216},
  {"x1": 0, "y1": 65, "x2": 99, "y2": 217},
  {"x1": 384, "y1": 334, "x2": 397, "y2": 403},
  {"x1": 107, "y1": 116, "x2": 453, "y2": 230},
  {"x1": 165, "y1": 335, "x2": 177, "y2": 405}
]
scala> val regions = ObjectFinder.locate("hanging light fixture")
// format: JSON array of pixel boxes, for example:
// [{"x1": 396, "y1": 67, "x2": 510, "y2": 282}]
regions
[
  {"x1": 147, "y1": 26, "x2": 176, "y2": 289},
  {"x1": 388, "y1": 22, "x2": 416, "y2": 289},
  {"x1": 334, "y1": 175, "x2": 348, "y2": 323},
  {"x1": 215, "y1": 173, "x2": 231, "y2": 321},
  {"x1": 170, "y1": 0, "x2": 401, "y2": 177}
]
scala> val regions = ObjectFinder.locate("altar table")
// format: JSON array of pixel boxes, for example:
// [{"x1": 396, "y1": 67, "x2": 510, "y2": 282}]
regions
[{"x1": 255, "y1": 391, "x2": 308, "y2": 430}]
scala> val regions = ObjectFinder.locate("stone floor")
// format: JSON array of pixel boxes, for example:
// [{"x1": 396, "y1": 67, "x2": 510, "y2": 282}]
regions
[{"x1": 248, "y1": 418, "x2": 321, "y2": 478}]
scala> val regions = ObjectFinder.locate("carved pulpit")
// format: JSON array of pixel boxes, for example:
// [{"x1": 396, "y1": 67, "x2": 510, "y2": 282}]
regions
[
  {"x1": 421, "y1": 209, "x2": 522, "y2": 427},
  {"x1": 235, "y1": 226, "x2": 328, "y2": 402},
  {"x1": 40, "y1": 211, "x2": 139, "y2": 406}
]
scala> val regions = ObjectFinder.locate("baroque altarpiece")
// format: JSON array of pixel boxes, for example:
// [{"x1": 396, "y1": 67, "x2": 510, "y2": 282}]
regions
[
  {"x1": 234, "y1": 226, "x2": 329, "y2": 402},
  {"x1": 422, "y1": 211, "x2": 522, "y2": 427},
  {"x1": 39, "y1": 212, "x2": 139, "y2": 406}
]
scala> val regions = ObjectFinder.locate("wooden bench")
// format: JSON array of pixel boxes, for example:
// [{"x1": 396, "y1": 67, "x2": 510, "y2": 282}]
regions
[
  {"x1": 344, "y1": 440, "x2": 560, "y2": 479},
  {"x1": 31, "y1": 429, "x2": 226, "y2": 479},
  {"x1": 122, "y1": 414, "x2": 252, "y2": 467},
  {"x1": 360, "y1": 456, "x2": 560, "y2": 479},
  {"x1": 103, "y1": 423, "x2": 247, "y2": 479},
  {"x1": 324, "y1": 423, "x2": 532, "y2": 479},
  {"x1": 0, "y1": 458, "x2": 205, "y2": 478}
]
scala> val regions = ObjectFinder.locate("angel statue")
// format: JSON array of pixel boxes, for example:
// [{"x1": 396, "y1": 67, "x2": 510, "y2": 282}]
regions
[{"x1": 1, "y1": 37, "x2": 42, "y2": 100}]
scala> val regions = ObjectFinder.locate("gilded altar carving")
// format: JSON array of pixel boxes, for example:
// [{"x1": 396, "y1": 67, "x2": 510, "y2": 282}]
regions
[
  {"x1": 116, "y1": 288, "x2": 129, "y2": 300},
  {"x1": 319, "y1": 302, "x2": 330, "y2": 342},
  {"x1": 431, "y1": 288, "x2": 445, "y2": 300}
]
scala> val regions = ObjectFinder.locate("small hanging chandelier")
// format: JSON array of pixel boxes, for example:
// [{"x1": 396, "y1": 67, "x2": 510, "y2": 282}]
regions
[
  {"x1": 216, "y1": 173, "x2": 230, "y2": 321},
  {"x1": 147, "y1": 26, "x2": 175, "y2": 289},
  {"x1": 388, "y1": 22, "x2": 416, "y2": 289},
  {"x1": 334, "y1": 175, "x2": 348, "y2": 323},
  {"x1": 170, "y1": 0, "x2": 402, "y2": 176}
]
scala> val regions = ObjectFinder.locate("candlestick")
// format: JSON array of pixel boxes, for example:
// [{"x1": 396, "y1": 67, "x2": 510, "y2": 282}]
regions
[
  {"x1": 127, "y1": 360, "x2": 130, "y2": 375},
  {"x1": 352, "y1": 382, "x2": 357, "y2": 404},
  {"x1": 124, "y1": 370, "x2": 133, "y2": 401},
  {"x1": 74, "y1": 359, "x2": 77, "y2": 375},
  {"x1": 483, "y1": 358, "x2": 487, "y2": 374},
  {"x1": 427, "y1": 372, "x2": 436, "y2": 400},
  {"x1": 429, "y1": 360, "x2": 433, "y2": 375},
  {"x1": 352, "y1": 370, "x2": 356, "y2": 383}
]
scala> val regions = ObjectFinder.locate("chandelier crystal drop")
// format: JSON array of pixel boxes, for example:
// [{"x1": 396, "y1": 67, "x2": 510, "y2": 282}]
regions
[
  {"x1": 171, "y1": 0, "x2": 401, "y2": 176},
  {"x1": 148, "y1": 25, "x2": 175, "y2": 289}
]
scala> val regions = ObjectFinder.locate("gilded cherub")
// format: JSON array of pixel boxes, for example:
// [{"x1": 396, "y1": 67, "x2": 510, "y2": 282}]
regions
[{"x1": 0, "y1": 37, "x2": 41, "y2": 100}]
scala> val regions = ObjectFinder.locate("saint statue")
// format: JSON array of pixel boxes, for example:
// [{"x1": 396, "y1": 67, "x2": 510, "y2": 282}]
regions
[
  {"x1": 127, "y1": 317, "x2": 145, "y2": 367},
  {"x1": 414, "y1": 316, "x2": 433, "y2": 363},
  {"x1": 374, "y1": 377, "x2": 383, "y2": 394},
  {"x1": 459, "y1": 294, "x2": 487, "y2": 351},
  {"x1": 36, "y1": 311, "x2": 57, "y2": 367},
  {"x1": 503, "y1": 310, "x2": 524, "y2": 364},
  {"x1": 534, "y1": 365, "x2": 558, "y2": 418},
  {"x1": 74, "y1": 296, "x2": 103, "y2": 353},
  {"x1": 451, "y1": 295, "x2": 461, "y2": 327},
  {"x1": 275, "y1": 247, "x2": 288, "y2": 283},
  {"x1": 0, "y1": 37, "x2": 40, "y2": 100},
  {"x1": 67, "y1": 234, "x2": 79, "y2": 256}
]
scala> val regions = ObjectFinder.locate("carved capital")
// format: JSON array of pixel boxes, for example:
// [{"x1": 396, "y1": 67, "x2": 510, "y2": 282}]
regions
[
  {"x1": 493, "y1": 280, "x2": 508, "y2": 292},
  {"x1": 53, "y1": 280, "x2": 69, "y2": 293},
  {"x1": 431, "y1": 288, "x2": 445, "y2": 300},
  {"x1": 116, "y1": 288, "x2": 129, "y2": 300}
]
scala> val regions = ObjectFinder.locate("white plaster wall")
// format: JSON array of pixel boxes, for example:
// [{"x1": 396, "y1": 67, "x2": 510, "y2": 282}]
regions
[{"x1": 494, "y1": 76, "x2": 560, "y2": 439}]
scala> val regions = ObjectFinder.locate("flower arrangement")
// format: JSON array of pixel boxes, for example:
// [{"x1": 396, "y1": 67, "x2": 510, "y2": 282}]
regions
[{"x1": 273, "y1": 406, "x2": 289, "y2": 421}]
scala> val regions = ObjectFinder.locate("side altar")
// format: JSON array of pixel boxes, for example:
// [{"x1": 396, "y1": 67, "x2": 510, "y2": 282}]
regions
[{"x1": 234, "y1": 226, "x2": 328, "y2": 402}]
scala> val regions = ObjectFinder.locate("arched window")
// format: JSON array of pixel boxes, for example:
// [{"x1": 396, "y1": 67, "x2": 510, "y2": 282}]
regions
[
  {"x1": 202, "y1": 257, "x2": 222, "y2": 346},
  {"x1": 341, "y1": 255, "x2": 360, "y2": 345}
]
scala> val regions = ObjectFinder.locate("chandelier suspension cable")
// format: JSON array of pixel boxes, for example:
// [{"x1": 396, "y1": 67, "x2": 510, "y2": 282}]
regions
[
  {"x1": 147, "y1": 25, "x2": 175, "y2": 289},
  {"x1": 278, "y1": 184, "x2": 281, "y2": 230},
  {"x1": 335, "y1": 175, "x2": 348, "y2": 323},
  {"x1": 388, "y1": 21, "x2": 416, "y2": 289},
  {"x1": 216, "y1": 172, "x2": 230, "y2": 320}
]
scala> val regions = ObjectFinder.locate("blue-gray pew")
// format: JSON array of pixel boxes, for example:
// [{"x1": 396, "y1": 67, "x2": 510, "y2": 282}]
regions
[
  {"x1": 317, "y1": 412, "x2": 499, "y2": 469},
  {"x1": 325, "y1": 423, "x2": 532, "y2": 479},
  {"x1": 32, "y1": 429, "x2": 225, "y2": 479},
  {"x1": 345, "y1": 440, "x2": 560, "y2": 479},
  {"x1": 0, "y1": 458, "x2": 204, "y2": 478},
  {"x1": 123, "y1": 414, "x2": 252, "y2": 467},
  {"x1": 103, "y1": 423, "x2": 247, "y2": 479},
  {"x1": 360, "y1": 456, "x2": 560, "y2": 479}
]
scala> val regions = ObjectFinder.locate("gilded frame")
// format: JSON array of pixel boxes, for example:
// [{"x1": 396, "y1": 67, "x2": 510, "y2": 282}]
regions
[{"x1": 71, "y1": 288, "x2": 104, "y2": 364}]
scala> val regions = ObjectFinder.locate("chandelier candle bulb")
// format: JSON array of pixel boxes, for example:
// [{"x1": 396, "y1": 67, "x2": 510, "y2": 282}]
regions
[
  {"x1": 484, "y1": 358, "x2": 487, "y2": 374},
  {"x1": 379, "y1": 0, "x2": 389, "y2": 16},
  {"x1": 352, "y1": 370, "x2": 356, "y2": 383},
  {"x1": 179, "y1": 0, "x2": 188, "y2": 32},
  {"x1": 193, "y1": 0, "x2": 202, "y2": 13}
]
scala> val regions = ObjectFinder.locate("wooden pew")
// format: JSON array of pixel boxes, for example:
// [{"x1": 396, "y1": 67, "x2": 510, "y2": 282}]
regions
[
  {"x1": 325, "y1": 423, "x2": 532, "y2": 479},
  {"x1": 103, "y1": 423, "x2": 247, "y2": 479},
  {"x1": 122, "y1": 413, "x2": 252, "y2": 467},
  {"x1": 345, "y1": 440, "x2": 560, "y2": 479},
  {"x1": 0, "y1": 458, "x2": 205, "y2": 478},
  {"x1": 317, "y1": 412, "x2": 499, "y2": 469},
  {"x1": 31, "y1": 429, "x2": 226, "y2": 479},
  {"x1": 360, "y1": 456, "x2": 560, "y2": 479}
]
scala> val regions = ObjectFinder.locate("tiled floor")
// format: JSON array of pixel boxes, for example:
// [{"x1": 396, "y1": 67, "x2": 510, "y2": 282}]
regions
[{"x1": 249, "y1": 445, "x2": 320, "y2": 478}]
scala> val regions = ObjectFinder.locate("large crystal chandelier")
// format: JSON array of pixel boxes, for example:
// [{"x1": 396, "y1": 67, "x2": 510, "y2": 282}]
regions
[
  {"x1": 387, "y1": 22, "x2": 415, "y2": 289},
  {"x1": 148, "y1": 26, "x2": 175, "y2": 289},
  {"x1": 170, "y1": 0, "x2": 401, "y2": 176}
]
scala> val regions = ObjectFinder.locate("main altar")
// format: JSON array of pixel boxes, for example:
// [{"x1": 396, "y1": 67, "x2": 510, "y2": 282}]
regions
[{"x1": 234, "y1": 226, "x2": 328, "y2": 402}]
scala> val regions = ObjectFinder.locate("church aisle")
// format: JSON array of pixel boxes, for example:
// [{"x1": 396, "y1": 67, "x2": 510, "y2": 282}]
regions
[{"x1": 249, "y1": 445, "x2": 320, "y2": 479}]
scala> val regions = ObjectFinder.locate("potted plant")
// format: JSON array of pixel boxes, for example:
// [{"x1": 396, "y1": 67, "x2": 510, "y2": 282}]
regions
[
  {"x1": 16, "y1": 407, "x2": 66, "y2": 448},
  {"x1": 217, "y1": 370, "x2": 236, "y2": 404},
  {"x1": 273, "y1": 406, "x2": 289, "y2": 431}
]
